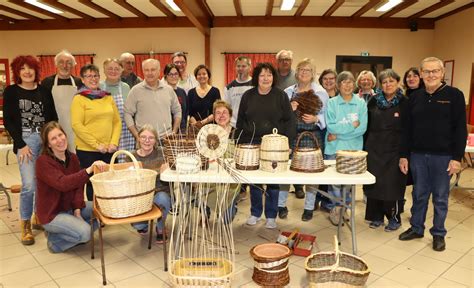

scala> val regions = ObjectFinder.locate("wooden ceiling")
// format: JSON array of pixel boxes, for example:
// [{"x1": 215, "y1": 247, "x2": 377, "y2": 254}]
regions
[{"x1": 0, "y1": 0, "x2": 472, "y2": 32}]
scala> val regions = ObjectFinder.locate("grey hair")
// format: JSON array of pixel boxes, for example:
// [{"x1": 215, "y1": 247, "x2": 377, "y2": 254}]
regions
[
  {"x1": 421, "y1": 57, "x2": 444, "y2": 72},
  {"x1": 119, "y1": 52, "x2": 135, "y2": 61},
  {"x1": 276, "y1": 49, "x2": 294, "y2": 60},
  {"x1": 54, "y1": 50, "x2": 76, "y2": 66},
  {"x1": 141, "y1": 58, "x2": 160, "y2": 69},
  {"x1": 336, "y1": 71, "x2": 355, "y2": 87},
  {"x1": 378, "y1": 69, "x2": 400, "y2": 84},
  {"x1": 356, "y1": 70, "x2": 376, "y2": 89}
]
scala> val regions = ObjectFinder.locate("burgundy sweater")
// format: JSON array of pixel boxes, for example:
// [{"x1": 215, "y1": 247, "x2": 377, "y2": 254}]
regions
[{"x1": 35, "y1": 153, "x2": 90, "y2": 224}]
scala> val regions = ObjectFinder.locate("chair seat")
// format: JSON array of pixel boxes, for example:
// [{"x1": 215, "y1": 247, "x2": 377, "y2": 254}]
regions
[{"x1": 93, "y1": 204, "x2": 162, "y2": 226}]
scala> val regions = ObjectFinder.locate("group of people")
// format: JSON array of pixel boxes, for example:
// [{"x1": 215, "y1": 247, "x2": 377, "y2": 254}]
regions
[{"x1": 2, "y1": 48, "x2": 466, "y2": 254}]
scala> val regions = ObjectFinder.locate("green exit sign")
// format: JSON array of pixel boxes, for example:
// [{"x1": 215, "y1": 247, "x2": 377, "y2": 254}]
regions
[{"x1": 361, "y1": 51, "x2": 370, "y2": 56}]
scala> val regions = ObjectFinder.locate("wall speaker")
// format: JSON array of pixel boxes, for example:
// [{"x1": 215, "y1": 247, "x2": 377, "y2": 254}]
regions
[{"x1": 410, "y1": 21, "x2": 418, "y2": 32}]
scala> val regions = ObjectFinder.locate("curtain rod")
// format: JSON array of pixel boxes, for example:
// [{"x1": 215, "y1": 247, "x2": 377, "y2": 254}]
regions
[
  {"x1": 37, "y1": 53, "x2": 96, "y2": 57},
  {"x1": 221, "y1": 52, "x2": 276, "y2": 55},
  {"x1": 135, "y1": 52, "x2": 187, "y2": 55}
]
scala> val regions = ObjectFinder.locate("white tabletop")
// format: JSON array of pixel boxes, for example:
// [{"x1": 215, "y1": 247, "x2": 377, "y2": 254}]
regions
[
  {"x1": 160, "y1": 160, "x2": 376, "y2": 185},
  {"x1": 466, "y1": 145, "x2": 474, "y2": 153}
]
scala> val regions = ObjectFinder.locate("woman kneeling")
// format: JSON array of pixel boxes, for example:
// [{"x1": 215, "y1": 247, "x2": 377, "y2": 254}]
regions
[{"x1": 36, "y1": 121, "x2": 106, "y2": 253}]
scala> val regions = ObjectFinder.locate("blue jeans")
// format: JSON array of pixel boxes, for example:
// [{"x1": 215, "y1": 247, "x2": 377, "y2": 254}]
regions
[
  {"x1": 17, "y1": 132, "x2": 42, "y2": 220},
  {"x1": 132, "y1": 192, "x2": 171, "y2": 232},
  {"x1": 43, "y1": 202, "x2": 97, "y2": 253},
  {"x1": 250, "y1": 184, "x2": 279, "y2": 219},
  {"x1": 409, "y1": 153, "x2": 451, "y2": 237},
  {"x1": 326, "y1": 154, "x2": 352, "y2": 209}
]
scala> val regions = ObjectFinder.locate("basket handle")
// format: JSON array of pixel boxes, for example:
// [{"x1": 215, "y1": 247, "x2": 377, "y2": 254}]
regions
[
  {"x1": 294, "y1": 131, "x2": 321, "y2": 150},
  {"x1": 109, "y1": 150, "x2": 140, "y2": 171},
  {"x1": 331, "y1": 235, "x2": 340, "y2": 272}
]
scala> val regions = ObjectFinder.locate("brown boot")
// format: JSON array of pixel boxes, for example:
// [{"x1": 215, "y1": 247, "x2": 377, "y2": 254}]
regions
[
  {"x1": 31, "y1": 213, "x2": 44, "y2": 230},
  {"x1": 21, "y1": 220, "x2": 35, "y2": 245}
]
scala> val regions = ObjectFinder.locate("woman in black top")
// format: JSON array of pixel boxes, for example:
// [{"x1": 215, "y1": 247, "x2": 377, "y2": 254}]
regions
[
  {"x1": 187, "y1": 65, "x2": 220, "y2": 130},
  {"x1": 163, "y1": 64, "x2": 188, "y2": 133},
  {"x1": 403, "y1": 67, "x2": 424, "y2": 98},
  {"x1": 3, "y1": 55, "x2": 58, "y2": 246}
]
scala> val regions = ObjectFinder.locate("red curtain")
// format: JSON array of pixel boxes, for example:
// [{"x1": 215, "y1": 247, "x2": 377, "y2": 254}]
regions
[
  {"x1": 38, "y1": 54, "x2": 94, "y2": 80},
  {"x1": 224, "y1": 53, "x2": 277, "y2": 84},
  {"x1": 134, "y1": 53, "x2": 173, "y2": 79}
]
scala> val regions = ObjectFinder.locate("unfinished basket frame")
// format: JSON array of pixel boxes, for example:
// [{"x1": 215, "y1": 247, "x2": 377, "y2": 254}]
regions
[{"x1": 290, "y1": 131, "x2": 325, "y2": 173}]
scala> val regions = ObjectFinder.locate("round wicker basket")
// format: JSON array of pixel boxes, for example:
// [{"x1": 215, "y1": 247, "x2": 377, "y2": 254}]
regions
[
  {"x1": 250, "y1": 243, "x2": 292, "y2": 287},
  {"x1": 336, "y1": 150, "x2": 368, "y2": 174},
  {"x1": 163, "y1": 134, "x2": 208, "y2": 171},
  {"x1": 260, "y1": 128, "x2": 290, "y2": 173},
  {"x1": 234, "y1": 144, "x2": 260, "y2": 170},
  {"x1": 290, "y1": 131, "x2": 325, "y2": 173},
  {"x1": 90, "y1": 150, "x2": 157, "y2": 218}
]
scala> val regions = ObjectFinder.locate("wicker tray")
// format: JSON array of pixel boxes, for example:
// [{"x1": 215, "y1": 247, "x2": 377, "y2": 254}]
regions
[
  {"x1": 169, "y1": 258, "x2": 233, "y2": 288},
  {"x1": 260, "y1": 128, "x2": 289, "y2": 173},
  {"x1": 305, "y1": 236, "x2": 370, "y2": 287},
  {"x1": 336, "y1": 150, "x2": 368, "y2": 174},
  {"x1": 290, "y1": 131, "x2": 325, "y2": 173},
  {"x1": 90, "y1": 150, "x2": 157, "y2": 218},
  {"x1": 250, "y1": 243, "x2": 292, "y2": 287},
  {"x1": 234, "y1": 144, "x2": 260, "y2": 170}
]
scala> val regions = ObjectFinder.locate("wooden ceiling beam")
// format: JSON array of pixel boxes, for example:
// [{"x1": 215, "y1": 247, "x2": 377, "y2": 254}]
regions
[
  {"x1": 233, "y1": 0, "x2": 242, "y2": 17},
  {"x1": 0, "y1": 13, "x2": 17, "y2": 22},
  {"x1": 114, "y1": 0, "x2": 148, "y2": 18},
  {"x1": 201, "y1": 0, "x2": 214, "y2": 19},
  {"x1": 78, "y1": 0, "x2": 121, "y2": 19},
  {"x1": 0, "y1": 4, "x2": 42, "y2": 20},
  {"x1": 0, "y1": 16, "x2": 193, "y2": 30},
  {"x1": 42, "y1": 0, "x2": 94, "y2": 20},
  {"x1": 435, "y1": 2, "x2": 474, "y2": 21},
  {"x1": 295, "y1": 0, "x2": 310, "y2": 17},
  {"x1": 8, "y1": 0, "x2": 68, "y2": 19},
  {"x1": 409, "y1": 0, "x2": 454, "y2": 19},
  {"x1": 351, "y1": 0, "x2": 383, "y2": 18},
  {"x1": 266, "y1": 0, "x2": 274, "y2": 17},
  {"x1": 174, "y1": 0, "x2": 211, "y2": 35},
  {"x1": 213, "y1": 16, "x2": 435, "y2": 29},
  {"x1": 323, "y1": 0, "x2": 345, "y2": 17},
  {"x1": 149, "y1": 0, "x2": 175, "y2": 18},
  {"x1": 380, "y1": 0, "x2": 418, "y2": 18}
]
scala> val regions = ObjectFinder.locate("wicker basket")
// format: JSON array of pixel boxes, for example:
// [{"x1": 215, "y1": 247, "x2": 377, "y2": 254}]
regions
[
  {"x1": 336, "y1": 150, "x2": 368, "y2": 174},
  {"x1": 90, "y1": 150, "x2": 157, "y2": 218},
  {"x1": 234, "y1": 144, "x2": 260, "y2": 170},
  {"x1": 305, "y1": 236, "x2": 370, "y2": 288},
  {"x1": 163, "y1": 134, "x2": 208, "y2": 171},
  {"x1": 250, "y1": 243, "x2": 292, "y2": 287},
  {"x1": 169, "y1": 258, "x2": 233, "y2": 288},
  {"x1": 290, "y1": 131, "x2": 325, "y2": 173},
  {"x1": 260, "y1": 128, "x2": 290, "y2": 173}
]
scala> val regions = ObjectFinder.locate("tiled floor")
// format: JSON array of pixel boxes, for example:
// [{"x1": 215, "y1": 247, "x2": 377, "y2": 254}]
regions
[{"x1": 0, "y1": 150, "x2": 473, "y2": 287}]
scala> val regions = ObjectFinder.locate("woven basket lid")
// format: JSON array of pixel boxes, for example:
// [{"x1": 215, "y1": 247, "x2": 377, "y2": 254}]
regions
[
  {"x1": 336, "y1": 150, "x2": 368, "y2": 158},
  {"x1": 195, "y1": 124, "x2": 229, "y2": 160},
  {"x1": 262, "y1": 128, "x2": 288, "y2": 142}
]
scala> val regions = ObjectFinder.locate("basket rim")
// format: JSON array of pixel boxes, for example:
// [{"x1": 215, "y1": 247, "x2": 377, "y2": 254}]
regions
[{"x1": 304, "y1": 251, "x2": 370, "y2": 274}]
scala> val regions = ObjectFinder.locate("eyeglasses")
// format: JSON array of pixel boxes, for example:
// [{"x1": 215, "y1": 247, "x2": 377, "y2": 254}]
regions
[
  {"x1": 58, "y1": 60, "x2": 73, "y2": 66},
  {"x1": 167, "y1": 72, "x2": 180, "y2": 77},
  {"x1": 139, "y1": 135, "x2": 156, "y2": 141},
  {"x1": 106, "y1": 68, "x2": 121, "y2": 72},
  {"x1": 278, "y1": 58, "x2": 292, "y2": 62},
  {"x1": 173, "y1": 61, "x2": 186, "y2": 65},
  {"x1": 422, "y1": 69, "x2": 442, "y2": 76},
  {"x1": 298, "y1": 68, "x2": 312, "y2": 74},
  {"x1": 83, "y1": 74, "x2": 99, "y2": 79},
  {"x1": 341, "y1": 80, "x2": 354, "y2": 85},
  {"x1": 323, "y1": 76, "x2": 336, "y2": 81},
  {"x1": 124, "y1": 61, "x2": 135, "y2": 65}
]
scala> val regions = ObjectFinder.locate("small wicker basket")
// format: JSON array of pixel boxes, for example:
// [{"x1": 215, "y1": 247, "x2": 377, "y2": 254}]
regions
[
  {"x1": 290, "y1": 131, "x2": 325, "y2": 173},
  {"x1": 250, "y1": 243, "x2": 292, "y2": 287},
  {"x1": 336, "y1": 150, "x2": 368, "y2": 174},
  {"x1": 90, "y1": 150, "x2": 157, "y2": 218},
  {"x1": 163, "y1": 134, "x2": 208, "y2": 171},
  {"x1": 169, "y1": 258, "x2": 233, "y2": 288},
  {"x1": 260, "y1": 128, "x2": 290, "y2": 173},
  {"x1": 305, "y1": 236, "x2": 370, "y2": 288},
  {"x1": 234, "y1": 144, "x2": 260, "y2": 170}
]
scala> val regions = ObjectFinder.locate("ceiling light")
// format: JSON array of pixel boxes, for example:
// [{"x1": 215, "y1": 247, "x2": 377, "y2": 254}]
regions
[
  {"x1": 376, "y1": 0, "x2": 403, "y2": 12},
  {"x1": 24, "y1": 0, "x2": 63, "y2": 14},
  {"x1": 165, "y1": 0, "x2": 181, "y2": 12},
  {"x1": 281, "y1": 0, "x2": 296, "y2": 11}
]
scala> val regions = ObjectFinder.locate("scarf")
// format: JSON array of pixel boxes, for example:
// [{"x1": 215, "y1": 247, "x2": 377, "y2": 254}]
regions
[
  {"x1": 78, "y1": 87, "x2": 110, "y2": 100},
  {"x1": 374, "y1": 88, "x2": 403, "y2": 109}
]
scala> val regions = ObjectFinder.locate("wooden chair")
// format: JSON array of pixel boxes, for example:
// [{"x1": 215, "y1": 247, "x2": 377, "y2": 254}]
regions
[{"x1": 90, "y1": 162, "x2": 168, "y2": 285}]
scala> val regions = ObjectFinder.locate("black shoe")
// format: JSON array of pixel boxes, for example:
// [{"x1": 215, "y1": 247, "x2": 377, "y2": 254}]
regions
[
  {"x1": 301, "y1": 209, "x2": 313, "y2": 221},
  {"x1": 278, "y1": 207, "x2": 288, "y2": 219},
  {"x1": 433, "y1": 235, "x2": 446, "y2": 251},
  {"x1": 295, "y1": 187, "x2": 305, "y2": 199},
  {"x1": 399, "y1": 228, "x2": 423, "y2": 241}
]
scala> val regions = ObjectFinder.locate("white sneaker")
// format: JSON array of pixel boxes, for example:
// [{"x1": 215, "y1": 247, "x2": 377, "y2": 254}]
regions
[
  {"x1": 246, "y1": 215, "x2": 260, "y2": 226},
  {"x1": 265, "y1": 218, "x2": 277, "y2": 229},
  {"x1": 329, "y1": 207, "x2": 340, "y2": 226}
]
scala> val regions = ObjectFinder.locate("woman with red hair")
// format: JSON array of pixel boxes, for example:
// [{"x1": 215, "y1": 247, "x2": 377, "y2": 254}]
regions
[{"x1": 3, "y1": 55, "x2": 58, "y2": 246}]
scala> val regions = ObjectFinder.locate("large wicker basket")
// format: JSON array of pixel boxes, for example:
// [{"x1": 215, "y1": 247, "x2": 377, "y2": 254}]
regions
[
  {"x1": 305, "y1": 236, "x2": 370, "y2": 288},
  {"x1": 90, "y1": 150, "x2": 157, "y2": 218},
  {"x1": 250, "y1": 243, "x2": 292, "y2": 287},
  {"x1": 163, "y1": 134, "x2": 208, "y2": 171},
  {"x1": 336, "y1": 150, "x2": 368, "y2": 174},
  {"x1": 290, "y1": 131, "x2": 325, "y2": 173},
  {"x1": 169, "y1": 258, "x2": 233, "y2": 288},
  {"x1": 260, "y1": 128, "x2": 290, "y2": 172},
  {"x1": 234, "y1": 144, "x2": 260, "y2": 170}
]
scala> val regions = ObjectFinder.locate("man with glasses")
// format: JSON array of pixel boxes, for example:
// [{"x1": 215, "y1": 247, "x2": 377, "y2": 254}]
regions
[
  {"x1": 399, "y1": 57, "x2": 467, "y2": 252},
  {"x1": 42, "y1": 50, "x2": 82, "y2": 153},
  {"x1": 120, "y1": 52, "x2": 142, "y2": 88},
  {"x1": 124, "y1": 59, "x2": 181, "y2": 140},
  {"x1": 223, "y1": 56, "x2": 253, "y2": 128},
  {"x1": 171, "y1": 52, "x2": 198, "y2": 94},
  {"x1": 275, "y1": 49, "x2": 296, "y2": 90}
]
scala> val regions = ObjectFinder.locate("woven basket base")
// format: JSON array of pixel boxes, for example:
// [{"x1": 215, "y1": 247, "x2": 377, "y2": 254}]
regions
[
  {"x1": 252, "y1": 261, "x2": 289, "y2": 287},
  {"x1": 235, "y1": 164, "x2": 259, "y2": 170},
  {"x1": 309, "y1": 281, "x2": 364, "y2": 288}
]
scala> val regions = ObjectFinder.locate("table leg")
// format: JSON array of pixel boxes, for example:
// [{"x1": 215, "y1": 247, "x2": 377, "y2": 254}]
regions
[{"x1": 351, "y1": 185, "x2": 357, "y2": 255}]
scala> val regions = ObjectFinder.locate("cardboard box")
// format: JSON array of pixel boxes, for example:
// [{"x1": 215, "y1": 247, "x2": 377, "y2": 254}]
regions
[{"x1": 280, "y1": 231, "x2": 316, "y2": 257}]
